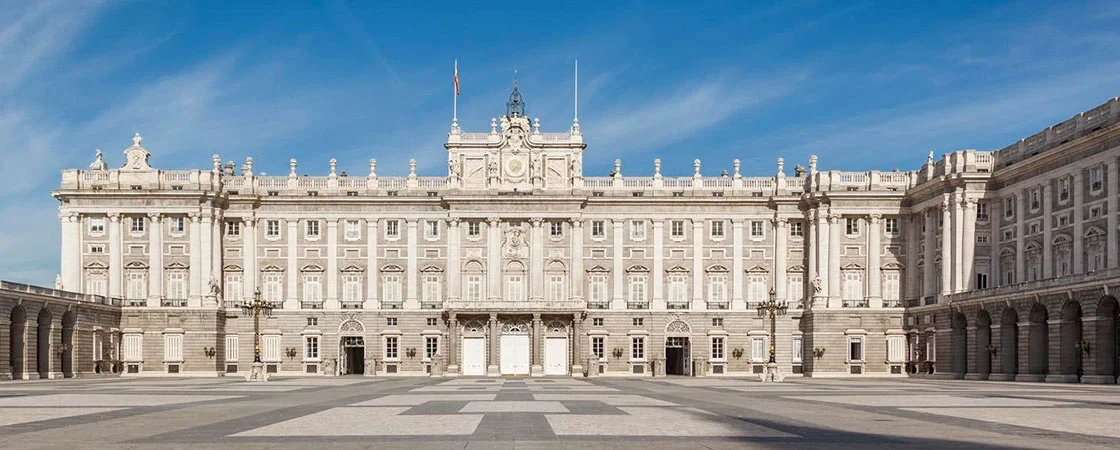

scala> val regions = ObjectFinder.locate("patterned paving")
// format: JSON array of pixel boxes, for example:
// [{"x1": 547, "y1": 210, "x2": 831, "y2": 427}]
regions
[{"x1": 0, "y1": 376, "x2": 1118, "y2": 449}]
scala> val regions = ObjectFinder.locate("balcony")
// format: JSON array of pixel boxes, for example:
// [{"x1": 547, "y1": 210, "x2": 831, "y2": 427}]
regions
[
  {"x1": 883, "y1": 299, "x2": 903, "y2": 308},
  {"x1": 904, "y1": 298, "x2": 921, "y2": 308},
  {"x1": 421, "y1": 301, "x2": 443, "y2": 310},
  {"x1": 706, "y1": 301, "x2": 729, "y2": 310},
  {"x1": 666, "y1": 301, "x2": 690, "y2": 310},
  {"x1": 842, "y1": 299, "x2": 869, "y2": 308},
  {"x1": 446, "y1": 299, "x2": 585, "y2": 310},
  {"x1": 125, "y1": 298, "x2": 147, "y2": 307},
  {"x1": 587, "y1": 301, "x2": 609, "y2": 310},
  {"x1": 223, "y1": 300, "x2": 243, "y2": 309},
  {"x1": 626, "y1": 301, "x2": 649, "y2": 310},
  {"x1": 161, "y1": 298, "x2": 187, "y2": 307},
  {"x1": 340, "y1": 300, "x2": 363, "y2": 310},
  {"x1": 301, "y1": 301, "x2": 323, "y2": 310},
  {"x1": 382, "y1": 301, "x2": 403, "y2": 310},
  {"x1": 788, "y1": 300, "x2": 804, "y2": 310}
]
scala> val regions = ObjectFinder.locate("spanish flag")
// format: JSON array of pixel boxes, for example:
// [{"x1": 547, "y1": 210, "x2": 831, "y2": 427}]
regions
[{"x1": 454, "y1": 60, "x2": 460, "y2": 96}]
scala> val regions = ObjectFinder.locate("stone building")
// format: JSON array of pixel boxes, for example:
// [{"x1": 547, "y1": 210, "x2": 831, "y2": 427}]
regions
[{"x1": 24, "y1": 85, "x2": 1120, "y2": 382}]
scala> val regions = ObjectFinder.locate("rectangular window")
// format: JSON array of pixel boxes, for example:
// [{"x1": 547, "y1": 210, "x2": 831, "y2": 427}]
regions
[
  {"x1": 885, "y1": 218, "x2": 899, "y2": 234},
  {"x1": 710, "y1": 220, "x2": 725, "y2": 238},
  {"x1": 89, "y1": 218, "x2": 106, "y2": 236},
  {"x1": 467, "y1": 221, "x2": 480, "y2": 237},
  {"x1": 846, "y1": 218, "x2": 859, "y2": 235},
  {"x1": 848, "y1": 336, "x2": 864, "y2": 362},
  {"x1": 1090, "y1": 166, "x2": 1103, "y2": 192},
  {"x1": 791, "y1": 337, "x2": 803, "y2": 363},
  {"x1": 425, "y1": 220, "x2": 440, "y2": 239},
  {"x1": 668, "y1": 275, "x2": 687, "y2": 303},
  {"x1": 788, "y1": 274, "x2": 804, "y2": 303},
  {"x1": 225, "y1": 335, "x2": 238, "y2": 362},
  {"x1": 385, "y1": 220, "x2": 400, "y2": 238},
  {"x1": 550, "y1": 221, "x2": 563, "y2": 237},
  {"x1": 630, "y1": 220, "x2": 646, "y2": 240},
  {"x1": 711, "y1": 337, "x2": 725, "y2": 361},
  {"x1": 267, "y1": 220, "x2": 280, "y2": 237},
  {"x1": 592, "y1": 337, "x2": 605, "y2": 359},
  {"x1": 887, "y1": 335, "x2": 904, "y2": 362},
  {"x1": 226, "y1": 221, "x2": 241, "y2": 236},
  {"x1": 592, "y1": 318, "x2": 604, "y2": 326},
  {"x1": 164, "y1": 334, "x2": 183, "y2": 362},
  {"x1": 343, "y1": 275, "x2": 362, "y2": 303},
  {"x1": 708, "y1": 275, "x2": 727, "y2": 303},
  {"x1": 1004, "y1": 197, "x2": 1015, "y2": 218},
  {"x1": 130, "y1": 216, "x2": 145, "y2": 234},
  {"x1": 306, "y1": 220, "x2": 320, "y2": 238},
  {"x1": 750, "y1": 220, "x2": 764, "y2": 238},
  {"x1": 631, "y1": 337, "x2": 645, "y2": 360},
  {"x1": 751, "y1": 337, "x2": 766, "y2": 362},
  {"x1": 425, "y1": 337, "x2": 439, "y2": 359},
  {"x1": 383, "y1": 275, "x2": 402, "y2": 302},
  {"x1": 628, "y1": 275, "x2": 647, "y2": 302},
  {"x1": 976, "y1": 273, "x2": 988, "y2": 290},
  {"x1": 465, "y1": 275, "x2": 483, "y2": 302},
  {"x1": 262, "y1": 273, "x2": 282, "y2": 303},
  {"x1": 632, "y1": 317, "x2": 644, "y2": 326},
  {"x1": 386, "y1": 317, "x2": 398, "y2": 326},
  {"x1": 170, "y1": 216, "x2": 186, "y2": 235},
  {"x1": 88, "y1": 244, "x2": 105, "y2": 253},
  {"x1": 302, "y1": 275, "x2": 322, "y2": 303},
  {"x1": 977, "y1": 202, "x2": 989, "y2": 221},
  {"x1": 127, "y1": 272, "x2": 147, "y2": 300},
  {"x1": 712, "y1": 317, "x2": 724, "y2": 327},
  {"x1": 123, "y1": 334, "x2": 143, "y2": 361},
  {"x1": 344, "y1": 220, "x2": 361, "y2": 240},
  {"x1": 1029, "y1": 188, "x2": 1040, "y2": 210},
  {"x1": 883, "y1": 272, "x2": 900, "y2": 301},
  {"x1": 385, "y1": 337, "x2": 399, "y2": 360},
  {"x1": 548, "y1": 275, "x2": 565, "y2": 303},
  {"x1": 589, "y1": 274, "x2": 607, "y2": 302},
  {"x1": 1058, "y1": 178, "x2": 1070, "y2": 202},
  {"x1": 305, "y1": 336, "x2": 320, "y2": 360},
  {"x1": 422, "y1": 274, "x2": 441, "y2": 303},
  {"x1": 790, "y1": 222, "x2": 803, "y2": 237},
  {"x1": 843, "y1": 272, "x2": 863, "y2": 301},
  {"x1": 747, "y1": 274, "x2": 767, "y2": 302},
  {"x1": 167, "y1": 272, "x2": 187, "y2": 300},
  {"x1": 591, "y1": 220, "x2": 605, "y2": 238},
  {"x1": 507, "y1": 275, "x2": 524, "y2": 301},
  {"x1": 671, "y1": 220, "x2": 685, "y2": 238},
  {"x1": 87, "y1": 276, "x2": 107, "y2": 296}
]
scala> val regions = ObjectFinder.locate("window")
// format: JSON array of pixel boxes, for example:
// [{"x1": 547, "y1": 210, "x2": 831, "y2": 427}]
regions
[
  {"x1": 385, "y1": 220, "x2": 400, "y2": 238},
  {"x1": 385, "y1": 336, "x2": 399, "y2": 360},
  {"x1": 592, "y1": 318, "x2": 604, "y2": 326},
  {"x1": 631, "y1": 337, "x2": 645, "y2": 360},
  {"x1": 263, "y1": 273, "x2": 282, "y2": 303},
  {"x1": 1088, "y1": 245, "x2": 1105, "y2": 272},
  {"x1": 630, "y1": 220, "x2": 646, "y2": 240},
  {"x1": 750, "y1": 220, "x2": 764, "y2": 238},
  {"x1": 386, "y1": 317, "x2": 398, "y2": 326},
  {"x1": 843, "y1": 272, "x2": 863, "y2": 300},
  {"x1": 592, "y1": 337, "x2": 605, "y2": 359},
  {"x1": 170, "y1": 216, "x2": 186, "y2": 235},
  {"x1": 632, "y1": 317, "x2": 644, "y2": 326},
  {"x1": 848, "y1": 336, "x2": 864, "y2": 362},
  {"x1": 589, "y1": 274, "x2": 608, "y2": 303},
  {"x1": 302, "y1": 275, "x2": 322, "y2": 304},
  {"x1": 307, "y1": 317, "x2": 318, "y2": 326},
  {"x1": 591, "y1": 220, "x2": 605, "y2": 237},
  {"x1": 976, "y1": 272, "x2": 988, "y2": 290},
  {"x1": 130, "y1": 216, "x2": 145, "y2": 234},
  {"x1": 712, "y1": 317, "x2": 724, "y2": 327},
  {"x1": 548, "y1": 275, "x2": 565, "y2": 303},
  {"x1": 89, "y1": 244, "x2": 105, "y2": 254},
  {"x1": 708, "y1": 275, "x2": 727, "y2": 303},
  {"x1": 885, "y1": 218, "x2": 899, "y2": 234},
  {"x1": 167, "y1": 272, "x2": 187, "y2": 300},
  {"x1": 305, "y1": 336, "x2": 320, "y2": 360},
  {"x1": 425, "y1": 336, "x2": 439, "y2": 359},
  {"x1": 790, "y1": 222, "x2": 803, "y2": 237},
  {"x1": 671, "y1": 220, "x2": 685, "y2": 238},
  {"x1": 550, "y1": 221, "x2": 563, "y2": 237},
  {"x1": 382, "y1": 275, "x2": 402, "y2": 302},
  {"x1": 711, "y1": 337, "x2": 725, "y2": 361},
  {"x1": 226, "y1": 221, "x2": 241, "y2": 236},
  {"x1": 87, "y1": 275, "x2": 106, "y2": 297},
  {"x1": 710, "y1": 220, "x2": 725, "y2": 238},
  {"x1": 883, "y1": 272, "x2": 900, "y2": 302},
  {"x1": 345, "y1": 220, "x2": 360, "y2": 240},
  {"x1": 422, "y1": 274, "x2": 441, "y2": 303},
  {"x1": 1004, "y1": 197, "x2": 1015, "y2": 218},
  {"x1": 791, "y1": 337, "x2": 803, "y2": 363},
  {"x1": 1002, "y1": 269, "x2": 1015, "y2": 286},
  {"x1": 1090, "y1": 206, "x2": 1103, "y2": 218},
  {"x1": 343, "y1": 275, "x2": 361, "y2": 303},
  {"x1": 887, "y1": 335, "x2": 904, "y2": 362},
  {"x1": 751, "y1": 337, "x2": 766, "y2": 362},
  {"x1": 225, "y1": 335, "x2": 238, "y2": 362},
  {"x1": 306, "y1": 220, "x2": 320, "y2": 239},
  {"x1": 467, "y1": 221, "x2": 480, "y2": 237},
  {"x1": 747, "y1": 274, "x2": 767, "y2": 303},
  {"x1": 1090, "y1": 166, "x2": 1103, "y2": 192},
  {"x1": 788, "y1": 274, "x2": 804, "y2": 304},
  {"x1": 977, "y1": 202, "x2": 989, "y2": 221},
  {"x1": 668, "y1": 274, "x2": 687, "y2": 303},
  {"x1": 164, "y1": 334, "x2": 184, "y2": 362},
  {"x1": 89, "y1": 218, "x2": 106, "y2": 236},
  {"x1": 266, "y1": 220, "x2": 280, "y2": 238},
  {"x1": 977, "y1": 234, "x2": 989, "y2": 243},
  {"x1": 127, "y1": 272, "x2": 147, "y2": 300},
  {"x1": 506, "y1": 274, "x2": 524, "y2": 301},
  {"x1": 628, "y1": 275, "x2": 647, "y2": 303},
  {"x1": 1029, "y1": 188, "x2": 1040, "y2": 211},
  {"x1": 846, "y1": 218, "x2": 859, "y2": 235},
  {"x1": 1058, "y1": 178, "x2": 1070, "y2": 202},
  {"x1": 465, "y1": 275, "x2": 483, "y2": 302},
  {"x1": 123, "y1": 334, "x2": 143, "y2": 361},
  {"x1": 425, "y1": 220, "x2": 440, "y2": 239}
]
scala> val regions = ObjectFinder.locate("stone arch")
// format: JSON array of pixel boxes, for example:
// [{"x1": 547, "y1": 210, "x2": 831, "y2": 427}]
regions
[
  {"x1": 666, "y1": 320, "x2": 691, "y2": 335},
  {"x1": 1095, "y1": 296, "x2": 1119, "y2": 380},
  {"x1": 1000, "y1": 306, "x2": 1018, "y2": 376},
  {"x1": 36, "y1": 308, "x2": 53, "y2": 378},
  {"x1": 462, "y1": 260, "x2": 484, "y2": 273},
  {"x1": 950, "y1": 311, "x2": 968, "y2": 377},
  {"x1": 61, "y1": 310, "x2": 76, "y2": 377},
  {"x1": 976, "y1": 310, "x2": 992, "y2": 377},
  {"x1": 9, "y1": 305, "x2": 26, "y2": 379},
  {"x1": 1059, "y1": 300, "x2": 1083, "y2": 379},
  {"x1": 1028, "y1": 303, "x2": 1049, "y2": 376},
  {"x1": 505, "y1": 260, "x2": 526, "y2": 273},
  {"x1": 339, "y1": 319, "x2": 365, "y2": 336},
  {"x1": 461, "y1": 320, "x2": 487, "y2": 336}
]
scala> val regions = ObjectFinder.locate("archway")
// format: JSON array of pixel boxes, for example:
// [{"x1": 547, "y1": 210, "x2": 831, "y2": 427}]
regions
[
  {"x1": 950, "y1": 312, "x2": 967, "y2": 377},
  {"x1": 1059, "y1": 301, "x2": 1082, "y2": 380},
  {"x1": 1000, "y1": 307, "x2": 1018, "y2": 377},
  {"x1": 976, "y1": 310, "x2": 992, "y2": 377},
  {"x1": 61, "y1": 311, "x2": 76, "y2": 377},
  {"x1": 1095, "y1": 297, "x2": 1119, "y2": 381},
  {"x1": 9, "y1": 306, "x2": 26, "y2": 379},
  {"x1": 1028, "y1": 303, "x2": 1049, "y2": 376},
  {"x1": 36, "y1": 308, "x2": 52, "y2": 378}
]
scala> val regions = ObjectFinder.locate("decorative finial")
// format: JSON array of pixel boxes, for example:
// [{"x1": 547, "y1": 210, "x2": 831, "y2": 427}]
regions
[
  {"x1": 369, "y1": 159, "x2": 377, "y2": 177},
  {"x1": 654, "y1": 158, "x2": 662, "y2": 178},
  {"x1": 927, "y1": 151, "x2": 935, "y2": 165},
  {"x1": 490, "y1": 118, "x2": 498, "y2": 134},
  {"x1": 132, "y1": 133, "x2": 142, "y2": 147},
  {"x1": 808, "y1": 155, "x2": 818, "y2": 173},
  {"x1": 329, "y1": 158, "x2": 338, "y2": 177},
  {"x1": 612, "y1": 159, "x2": 622, "y2": 177},
  {"x1": 289, "y1": 159, "x2": 297, "y2": 177},
  {"x1": 506, "y1": 76, "x2": 525, "y2": 117},
  {"x1": 225, "y1": 160, "x2": 235, "y2": 176},
  {"x1": 734, "y1": 159, "x2": 742, "y2": 179},
  {"x1": 693, "y1": 159, "x2": 702, "y2": 177},
  {"x1": 244, "y1": 157, "x2": 254, "y2": 176},
  {"x1": 409, "y1": 159, "x2": 417, "y2": 177},
  {"x1": 776, "y1": 157, "x2": 784, "y2": 176},
  {"x1": 533, "y1": 117, "x2": 541, "y2": 134},
  {"x1": 212, "y1": 154, "x2": 221, "y2": 173}
]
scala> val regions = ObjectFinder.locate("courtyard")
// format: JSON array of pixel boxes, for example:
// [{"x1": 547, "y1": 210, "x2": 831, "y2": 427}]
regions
[{"x1": 0, "y1": 377, "x2": 1117, "y2": 449}]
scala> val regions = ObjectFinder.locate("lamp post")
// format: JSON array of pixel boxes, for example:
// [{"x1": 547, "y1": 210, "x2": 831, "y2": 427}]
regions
[
  {"x1": 241, "y1": 287, "x2": 274, "y2": 381},
  {"x1": 756, "y1": 287, "x2": 788, "y2": 382}
]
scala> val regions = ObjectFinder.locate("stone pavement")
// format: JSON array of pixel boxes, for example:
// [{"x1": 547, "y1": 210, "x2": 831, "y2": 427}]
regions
[{"x1": 0, "y1": 376, "x2": 1118, "y2": 449}]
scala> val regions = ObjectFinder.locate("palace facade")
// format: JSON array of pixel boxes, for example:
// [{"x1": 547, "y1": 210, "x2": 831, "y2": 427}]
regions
[{"x1": 5, "y1": 87, "x2": 1117, "y2": 382}]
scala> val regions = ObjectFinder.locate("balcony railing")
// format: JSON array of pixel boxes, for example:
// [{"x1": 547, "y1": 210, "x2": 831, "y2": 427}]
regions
[
  {"x1": 842, "y1": 299, "x2": 869, "y2": 308},
  {"x1": 446, "y1": 299, "x2": 584, "y2": 310},
  {"x1": 421, "y1": 301, "x2": 443, "y2": 310},
  {"x1": 161, "y1": 298, "x2": 187, "y2": 307},
  {"x1": 340, "y1": 301, "x2": 363, "y2": 310},
  {"x1": 588, "y1": 301, "x2": 609, "y2": 309},
  {"x1": 301, "y1": 301, "x2": 323, "y2": 310},
  {"x1": 706, "y1": 301, "x2": 729, "y2": 310},
  {"x1": 0, "y1": 280, "x2": 123, "y2": 306},
  {"x1": 666, "y1": 301, "x2": 690, "y2": 310},
  {"x1": 904, "y1": 298, "x2": 921, "y2": 308},
  {"x1": 382, "y1": 301, "x2": 403, "y2": 310},
  {"x1": 224, "y1": 300, "x2": 243, "y2": 309},
  {"x1": 125, "y1": 298, "x2": 147, "y2": 307},
  {"x1": 626, "y1": 301, "x2": 649, "y2": 310},
  {"x1": 883, "y1": 299, "x2": 903, "y2": 308}
]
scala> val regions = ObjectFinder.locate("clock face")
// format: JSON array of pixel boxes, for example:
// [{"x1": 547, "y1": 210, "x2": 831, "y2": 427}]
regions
[{"x1": 506, "y1": 158, "x2": 526, "y2": 177}]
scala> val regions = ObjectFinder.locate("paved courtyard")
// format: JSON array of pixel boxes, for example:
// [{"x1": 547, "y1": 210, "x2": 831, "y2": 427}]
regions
[{"x1": 0, "y1": 376, "x2": 1119, "y2": 449}]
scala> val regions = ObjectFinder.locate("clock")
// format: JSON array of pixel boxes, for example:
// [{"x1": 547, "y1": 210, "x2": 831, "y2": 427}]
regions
[{"x1": 506, "y1": 158, "x2": 526, "y2": 177}]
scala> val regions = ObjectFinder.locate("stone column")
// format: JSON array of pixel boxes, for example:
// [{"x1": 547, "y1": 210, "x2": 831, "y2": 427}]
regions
[
  {"x1": 807, "y1": 212, "x2": 818, "y2": 296},
  {"x1": 243, "y1": 218, "x2": 256, "y2": 302},
  {"x1": 1041, "y1": 183, "x2": 1053, "y2": 277},
  {"x1": 1072, "y1": 172, "x2": 1084, "y2": 274},
  {"x1": 366, "y1": 219, "x2": 379, "y2": 309},
  {"x1": 325, "y1": 219, "x2": 340, "y2": 309},
  {"x1": 570, "y1": 219, "x2": 584, "y2": 300},
  {"x1": 923, "y1": 210, "x2": 935, "y2": 299},
  {"x1": 487, "y1": 313, "x2": 499, "y2": 376},
  {"x1": 200, "y1": 215, "x2": 214, "y2": 299},
  {"x1": 774, "y1": 218, "x2": 788, "y2": 303},
  {"x1": 828, "y1": 214, "x2": 841, "y2": 308},
  {"x1": 59, "y1": 213, "x2": 80, "y2": 292},
  {"x1": 108, "y1": 214, "x2": 122, "y2": 297},
  {"x1": 612, "y1": 220, "x2": 624, "y2": 309},
  {"x1": 867, "y1": 214, "x2": 882, "y2": 308},
  {"x1": 1108, "y1": 161, "x2": 1120, "y2": 269},
  {"x1": 692, "y1": 220, "x2": 704, "y2": 306},
  {"x1": 188, "y1": 214, "x2": 202, "y2": 307},
  {"x1": 487, "y1": 217, "x2": 501, "y2": 301},
  {"x1": 732, "y1": 218, "x2": 745, "y2": 310},
  {"x1": 447, "y1": 313, "x2": 459, "y2": 375},
  {"x1": 940, "y1": 197, "x2": 952, "y2": 298},
  {"x1": 530, "y1": 218, "x2": 544, "y2": 301},
  {"x1": 652, "y1": 219, "x2": 665, "y2": 310},
  {"x1": 814, "y1": 211, "x2": 829, "y2": 306},
  {"x1": 447, "y1": 219, "x2": 461, "y2": 301},
  {"x1": 961, "y1": 200, "x2": 977, "y2": 291},
  {"x1": 952, "y1": 192, "x2": 965, "y2": 292},
  {"x1": 285, "y1": 219, "x2": 298, "y2": 310},
  {"x1": 990, "y1": 202, "x2": 1000, "y2": 287},
  {"x1": 905, "y1": 214, "x2": 920, "y2": 299},
  {"x1": 531, "y1": 313, "x2": 543, "y2": 376},
  {"x1": 571, "y1": 313, "x2": 585, "y2": 376},
  {"x1": 147, "y1": 213, "x2": 162, "y2": 306},
  {"x1": 405, "y1": 219, "x2": 419, "y2": 309},
  {"x1": 1015, "y1": 193, "x2": 1026, "y2": 282}
]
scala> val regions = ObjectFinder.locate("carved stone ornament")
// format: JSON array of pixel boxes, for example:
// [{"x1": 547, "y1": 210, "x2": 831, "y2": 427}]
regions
[
  {"x1": 502, "y1": 226, "x2": 529, "y2": 258},
  {"x1": 121, "y1": 133, "x2": 153, "y2": 171},
  {"x1": 89, "y1": 149, "x2": 107, "y2": 170},
  {"x1": 666, "y1": 320, "x2": 691, "y2": 335},
  {"x1": 339, "y1": 319, "x2": 365, "y2": 335}
]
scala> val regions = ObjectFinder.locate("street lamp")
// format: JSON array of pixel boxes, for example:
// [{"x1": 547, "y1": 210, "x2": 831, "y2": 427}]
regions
[
  {"x1": 756, "y1": 287, "x2": 788, "y2": 381},
  {"x1": 241, "y1": 287, "x2": 274, "y2": 381}
]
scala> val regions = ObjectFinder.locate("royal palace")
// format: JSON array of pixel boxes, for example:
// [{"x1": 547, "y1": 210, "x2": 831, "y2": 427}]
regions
[{"x1": 3, "y1": 86, "x2": 1120, "y2": 384}]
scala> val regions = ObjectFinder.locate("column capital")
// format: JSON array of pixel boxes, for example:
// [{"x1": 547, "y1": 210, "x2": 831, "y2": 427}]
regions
[
  {"x1": 188, "y1": 213, "x2": 201, "y2": 222},
  {"x1": 773, "y1": 216, "x2": 789, "y2": 227},
  {"x1": 108, "y1": 212, "x2": 121, "y2": 221},
  {"x1": 489, "y1": 312, "x2": 498, "y2": 321},
  {"x1": 487, "y1": 217, "x2": 501, "y2": 226},
  {"x1": 241, "y1": 216, "x2": 256, "y2": 225},
  {"x1": 530, "y1": 217, "x2": 543, "y2": 226},
  {"x1": 827, "y1": 214, "x2": 841, "y2": 224},
  {"x1": 692, "y1": 220, "x2": 704, "y2": 229},
  {"x1": 868, "y1": 214, "x2": 882, "y2": 224},
  {"x1": 448, "y1": 218, "x2": 460, "y2": 227},
  {"x1": 570, "y1": 218, "x2": 583, "y2": 228},
  {"x1": 532, "y1": 313, "x2": 541, "y2": 320},
  {"x1": 327, "y1": 219, "x2": 338, "y2": 228},
  {"x1": 61, "y1": 212, "x2": 79, "y2": 222},
  {"x1": 146, "y1": 212, "x2": 161, "y2": 221}
]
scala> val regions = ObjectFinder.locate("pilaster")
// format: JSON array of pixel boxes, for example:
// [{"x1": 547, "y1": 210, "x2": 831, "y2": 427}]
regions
[
  {"x1": 773, "y1": 217, "x2": 788, "y2": 303},
  {"x1": 59, "y1": 212, "x2": 81, "y2": 292},
  {"x1": 612, "y1": 220, "x2": 624, "y2": 309},
  {"x1": 570, "y1": 219, "x2": 584, "y2": 300},
  {"x1": 652, "y1": 220, "x2": 665, "y2": 310},
  {"x1": 366, "y1": 219, "x2": 379, "y2": 309},
  {"x1": 692, "y1": 220, "x2": 704, "y2": 305},
  {"x1": 285, "y1": 219, "x2": 298, "y2": 310},
  {"x1": 147, "y1": 213, "x2": 163, "y2": 306},
  {"x1": 487, "y1": 217, "x2": 501, "y2": 301},
  {"x1": 405, "y1": 219, "x2": 419, "y2": 309},
  {"x1": 1108, "y1": 161, "x2": 1120, "y2": 269},
  {"x1": 531, "y1": 313, "x2": 543, "y2": 376},
  {"x1": 940, "y1": 197, "x2": 952, "y2": 298},
  {"x1": 922, "y1": 209, "x2": 935, "y2": 298},
  {"x1": 242, "y1": 218, "x2": 256, "y2": 302},
  {"x1": 961, "y1": 199, "x2": 977, "y2": 291},
  {"x1": 188, "y1": 214, "x2": 202, "y2": 307},
  {"x1": 325, "y1": 219, "x2": 340, "y2": 309},
  {"x1": 732, "y1": 218, "x2": 746, "y2": 310},
  {"x1": 867, "y1": 214, "x2": 881, "y2": 308},
  {"x1": 1015, "y1": 193, "x2": 1026, "y2": 282},
  {"x1": 530, "y1": 218, "x2": 544, "y2": 301},
  {"x1": 1072, "y1": 172, "x2": 1084, "y2": 274},
  {"x1": 447, "y1": 219, "x2": 461, "y2": 301},
  {"x1": 952, "y1": 191, "x2": 965, "y2": 292},
  {"x1": 1042, "y1": 183, "x2": 1053, "y2": 277},
  {"x1": 827, "y1": 214, "x2": 841, "y2": 308},
  {"x1": 487, "y1": 313, "x2": 499, "y2": 376}
]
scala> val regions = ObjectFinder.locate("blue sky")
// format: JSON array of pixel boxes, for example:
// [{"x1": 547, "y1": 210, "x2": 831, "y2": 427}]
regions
[{"x1": 2, "y1": 0, "x2": 1119, "y2": 286}]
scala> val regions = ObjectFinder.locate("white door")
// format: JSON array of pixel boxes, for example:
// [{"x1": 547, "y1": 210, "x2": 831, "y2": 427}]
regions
[
  {"x1": 544, "y1": 337, "x2": 568, "y2": 375},
  {"x1": 462, "y1": 337, "x2": 486, "y2": 376},
  {"x1": 500, "y1": 334, "x2": 530, "y2": 375}
]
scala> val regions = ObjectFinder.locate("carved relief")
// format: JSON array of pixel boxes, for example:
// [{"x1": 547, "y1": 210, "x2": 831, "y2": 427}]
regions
[
  {"x1": 502, "y1": 225, "x2": 529, "y2": 258},
  {"x1": 121, "y1": 133, "x2": 152, "y2": 171}
]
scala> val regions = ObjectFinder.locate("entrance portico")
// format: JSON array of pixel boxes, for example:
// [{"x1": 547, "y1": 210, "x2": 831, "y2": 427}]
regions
[{"x1": 446, "y1": 311, "x2": 583, "y2": 377}]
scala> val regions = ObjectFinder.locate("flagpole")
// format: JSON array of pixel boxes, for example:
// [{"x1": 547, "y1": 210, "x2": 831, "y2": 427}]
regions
[
  {"x1": 572, "y1": 59, "x2": 580, "y2": 134},
  {"x1": 452, "y1": 59, "x2": 458, "y2": 128}
]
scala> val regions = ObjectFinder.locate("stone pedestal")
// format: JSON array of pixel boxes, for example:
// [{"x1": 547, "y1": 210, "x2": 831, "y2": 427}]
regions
[
  {"x1": 446, "y1": 364, "x2": 460, "y2": 377},
  {"x1": 654, "y1": 357, "x2": 666, "y2": 377},
  {"x1": 203, "y1": 294, "x2": 218, "y2": 308},
  {"x1": 811, "y1": 294, "x2": 827, "y2": 309},
  {"x1": 487, "y1": 365, "x2": 500, "y2": 377},
  {"x1": 762, "y1": 362, "x2": 784, "y2": 382},
  {"x1": 570, "y1": 364, "x2": 584, "y2": 377},
  {"x1": 246, "y1": 362, "x2": 269, "y2": 382},
  {"x1": 531, "y1": 364, "x2": 544, "y2": 377}
]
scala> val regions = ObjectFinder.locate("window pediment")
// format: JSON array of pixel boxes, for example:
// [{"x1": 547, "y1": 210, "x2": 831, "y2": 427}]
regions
[
  {"x1": 124, "y1": 260, "x2": 149, "y2": 269},
  {"x1": 587, "y1": 265, "x2": 610, "y2": 273},
  {"x1": 743, "y1": 265, "x2": 766, "y2": 273},
  {"x1": 626, "y1": 264, "x2": 650, "y2": 273},
  {"x1": 381, "y1": 264, "x2": 404, "y2": 273},
  {"x1": 707, "y1": 264, "x2": 731, "y2": 273},
  {"x1": 301, "y1": 264, "x2": 325, "y2": 272},
  {"x1": 881, "y1": 262, "x2": 905, "y2": 270},
  {"x1": 786, "y1": 265, "x2": 806, "y2": 273},
  {"x1": 165, "y1": 261, "x2": 188, "y2": 270},
  {"x1": 261, "y1": 264, "x2": 285, "y2": 272},
  {"x1": 1084, "y1": 226, "x2": 1105, "y2": 238},
  {"x1": 340, "y1": 264, "x2": 365, "y2": 273},
  {"x1": 841, "y1": 262, "x2": 864, "y2": 271},
  {"x1": 666, "y1": 265, "x2": 690, "y2": 274},
  {"x1": 223, "y1": 264, "x2": 243, "y2": 272},
  {"x1": 420, "y1": 264, "x2": 444, "y2": 273},
  {"x1": 85, "y1": 261, "x2": 109, "y2": 270}
]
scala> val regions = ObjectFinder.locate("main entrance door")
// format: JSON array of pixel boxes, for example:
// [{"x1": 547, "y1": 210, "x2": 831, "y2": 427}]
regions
[
  {"x1": 462, "y1": 337, "x2": 486, "y2": 376},
  {"x1": 500, "y1": 334, "x2": 530, "y2": 375},
  {"x1": 544, "y1": 337, "x2": 568, "y2": 375},
  {"x1": 340, "y1": 336, "x2": 365, "y2": 375},
  {"x1": 666, "y1": 336, "x2": 690, "y2": 375}
]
